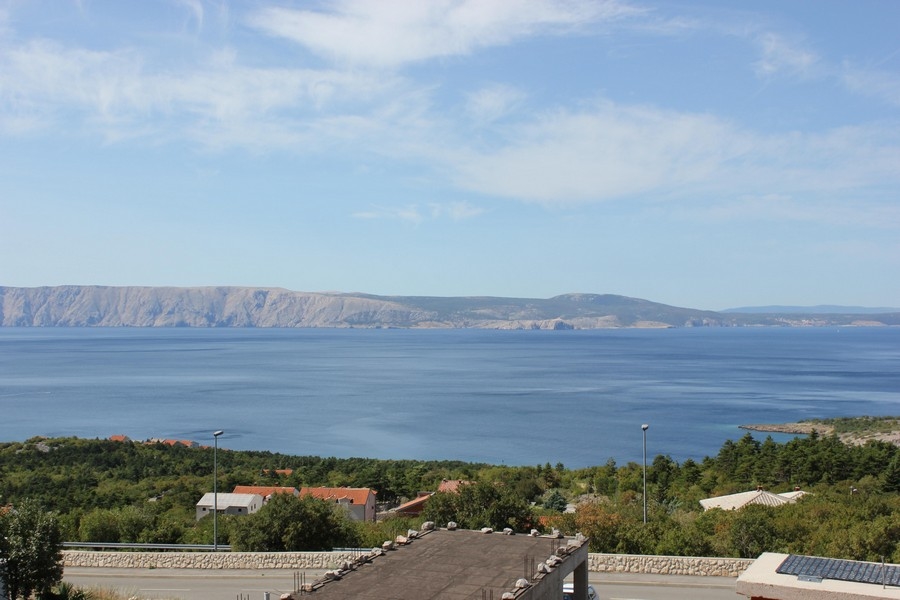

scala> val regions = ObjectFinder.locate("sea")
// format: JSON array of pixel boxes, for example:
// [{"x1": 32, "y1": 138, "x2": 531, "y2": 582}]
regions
[{"x1": 0, "y1": 327, "x2": 897, "y2": 468}]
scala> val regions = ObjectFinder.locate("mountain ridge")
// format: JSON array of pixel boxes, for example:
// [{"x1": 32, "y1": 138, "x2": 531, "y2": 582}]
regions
[{"x1": 1, "y1": 286, "x2": 898, "y2": 329}]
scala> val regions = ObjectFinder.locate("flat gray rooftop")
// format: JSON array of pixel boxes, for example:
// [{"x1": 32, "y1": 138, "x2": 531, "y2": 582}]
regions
[{"x1": 304, "y1": 529, "x2": 584, "y2": 599}]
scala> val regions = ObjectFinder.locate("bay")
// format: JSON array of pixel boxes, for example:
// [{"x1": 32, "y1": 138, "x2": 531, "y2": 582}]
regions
[{"x1": 0, "y1": 327, "x2": 897, "y2": 468}]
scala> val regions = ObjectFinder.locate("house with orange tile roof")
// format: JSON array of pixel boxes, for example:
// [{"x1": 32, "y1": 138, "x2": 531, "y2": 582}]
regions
[
  {"x1": 146, "y1": 438, "x2": 198, "y2": 448},
  {"x1": 108, "y1": 434, "x2": 131, "y2": 443},
  {"x1": 232, "y1": 485, "x2": 299, "y2": 502},
  {"x1": 437, "y1": 479, "x2": 471, "y2": 493},
  {"x1": 262, "y1": 468, "x2": 294, "y2": 477},
  {"x1": 392, "y1": 480, "x2": 473, "y2": 517},
  {"x1": 300, "y1": 486, "x2": 377, "y2": 522}
]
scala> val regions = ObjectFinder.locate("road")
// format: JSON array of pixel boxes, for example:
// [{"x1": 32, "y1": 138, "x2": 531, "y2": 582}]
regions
[
  {"x1": 64, "y1": 568, "x2": 740, "y2": 599},
  {"x1": 64, "y1": 568, "x2": 324, "y2": 600},
  {"x1": 595, "y1": 572, "x2": 738, "y2": 599}
]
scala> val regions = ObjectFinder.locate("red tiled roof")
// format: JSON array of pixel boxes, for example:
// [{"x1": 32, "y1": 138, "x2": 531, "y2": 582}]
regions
[
  {"x1": 300, "y1": 486, "x2": 375, "y2": 505},
  {"x1": 394, "y1": 493, "x2": 433, "y2": 514},
  {"x1": 232, "y1": 486, "x2": 299, "y2": 498},
  {"x1": 158, "y1": 439, "x2": 187, "y2": 447},
  {"x1": 262, "y1": 469, "x2": 294, "y2": 476},
  {"x1": 438, "y1": 479, "x2": 471, "y2": 493},
  {"x1": 109, "y1": 434, "x2": 130, "y2": 442}
]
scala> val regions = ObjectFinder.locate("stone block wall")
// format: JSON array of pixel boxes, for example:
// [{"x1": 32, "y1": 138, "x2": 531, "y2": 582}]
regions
[
  {"x1": 63, "y1": 550, "x2": 360, "y2": 570},
  {"x1": 588, "y1": 553, "x2": 753, "y2": 577},
  {"x1": 63, "y1": 550, "x2": 752, "y2": 576}
]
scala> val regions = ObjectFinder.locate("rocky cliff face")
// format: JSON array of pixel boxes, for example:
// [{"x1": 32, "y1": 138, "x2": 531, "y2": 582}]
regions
[
  {"x1": 0, "y1": 286, "x2": 705, "y2": 329},
  {"x1": 0, "y1": 286, "x2": 436, "y2": 328},
  {"x1": 2, "y1": 286, "x2": 894, "y2": 328}
]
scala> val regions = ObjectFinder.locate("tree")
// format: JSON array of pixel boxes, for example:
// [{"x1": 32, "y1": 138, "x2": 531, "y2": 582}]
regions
[
  {"x1": 543, "y1": 489, "x2": 567, "y2": 512},
  {"x1": 230, "y1": 493, "x2": 357, "y2": 551},
  {"x1": 0, "y1": 500, "x2": 64, "y2": 600},
  {"x1": 78, "y1": 508, "x2": 121, "y2": 542},
  {"x1": 881, "y1": 453, "x2": 900, "y2": 493},
  {"x1": 729, "y1": 504, "x2": 779, "y2": 558},
  {"x1": 574, "y1": 502, "x2": 622, "y2": 552},
  {"x1": 648, "y1": 455, "x2": 677, "y2": 504},
  {"x1": 422, "y1": 481, "x2": 533, "y2": 532}
]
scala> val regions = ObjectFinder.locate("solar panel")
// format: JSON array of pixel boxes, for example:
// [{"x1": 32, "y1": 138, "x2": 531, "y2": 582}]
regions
[{"x1": 777, "y1": 554, "x2": 900, "y2": 587}]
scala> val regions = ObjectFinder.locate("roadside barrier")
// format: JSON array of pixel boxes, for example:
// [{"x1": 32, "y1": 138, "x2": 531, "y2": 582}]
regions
[{"x1": 63, "y1": 550, "x2": 752, "y2": 576}]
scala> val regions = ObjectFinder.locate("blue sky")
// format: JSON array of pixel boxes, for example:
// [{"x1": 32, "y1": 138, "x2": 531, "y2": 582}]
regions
[{"x1": 1, "y1": 1, "x2": 898, "y2": 311}]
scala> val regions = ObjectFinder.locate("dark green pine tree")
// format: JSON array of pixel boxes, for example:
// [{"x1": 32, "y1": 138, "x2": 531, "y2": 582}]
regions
[{"x1": 881, "y1": 452, "x2": 900, "y2": 493}]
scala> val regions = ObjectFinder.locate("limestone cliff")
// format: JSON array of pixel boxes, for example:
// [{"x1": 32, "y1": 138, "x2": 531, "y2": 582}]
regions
[
  {"x1": 0, "y1": 286, "x2": 720, "y2": 328},
  {"x1": 0, "y1": 286, "x2": 433, "y2": 328},
  {"x1": 1, "y1": 286, "x2": 895, "y2": 328}
]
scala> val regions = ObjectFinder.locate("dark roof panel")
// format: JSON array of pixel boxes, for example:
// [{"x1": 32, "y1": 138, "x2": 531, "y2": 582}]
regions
[{"x1": 778, "y1": 554, "x2": 900, "y2": 587}]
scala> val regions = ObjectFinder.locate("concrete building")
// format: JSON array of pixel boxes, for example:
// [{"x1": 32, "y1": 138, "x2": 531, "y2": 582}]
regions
[
  {"x1": 299, "y1": 526, "x2": 591, "y2": 600},
  {"x1": 195, "y1": 492, "x2": 263, "y2": 520},
  {"x1": 737, "y1": 552, "x2": 900, "y2": 599}
]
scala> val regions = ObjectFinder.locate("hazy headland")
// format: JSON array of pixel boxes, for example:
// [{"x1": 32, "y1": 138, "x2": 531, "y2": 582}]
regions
[{"x1": 2, "y1": 285, "x2": 898, "y2": 329}]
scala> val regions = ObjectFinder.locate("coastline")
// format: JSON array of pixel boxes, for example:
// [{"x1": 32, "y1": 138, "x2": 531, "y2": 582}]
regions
[
  {"x1": 739, "y1": 422, "x2": 834, "y2": 435},
  {"x1": 739, "y1": 421, "x2": 900, "y2": 447}
]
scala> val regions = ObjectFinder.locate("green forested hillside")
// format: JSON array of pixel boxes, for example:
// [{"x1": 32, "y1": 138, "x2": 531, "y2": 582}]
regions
[{"x1": 1, "y1": 430, "x2": 899, "y2": 560}]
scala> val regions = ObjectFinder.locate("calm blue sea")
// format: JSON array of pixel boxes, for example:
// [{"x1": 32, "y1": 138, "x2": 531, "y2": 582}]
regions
[{"x1": 0, "y1": 327, "x2": 897, "y2": 468}]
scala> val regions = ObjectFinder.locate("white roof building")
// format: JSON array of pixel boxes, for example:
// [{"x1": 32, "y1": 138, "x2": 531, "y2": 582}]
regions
[
  {"x1": 778, "y1": 489, "x2": 808, "y2": 501},
  {"x1": 700, "y1": 488, "x2": 807, "y2": 511},
  {"x1": 195, "y1": 492, "x2": 263, "y2": 520}
]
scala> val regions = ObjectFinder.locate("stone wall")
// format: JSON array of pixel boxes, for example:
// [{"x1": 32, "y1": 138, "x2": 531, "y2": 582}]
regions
[
  {"x1": 63, "y1": 551, "x2": 752, "y2": 576},
  {"x1": 588, "y1": 553, "x2": 753, "y2": 577},
  {"x1": 63, "y1": 550, "x2": 361, "y2": 570}
]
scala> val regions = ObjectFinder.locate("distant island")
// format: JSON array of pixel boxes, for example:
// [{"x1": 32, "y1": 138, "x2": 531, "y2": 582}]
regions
[{"x1": 1, "y1": 285, "x2": 898, "y2": 329}]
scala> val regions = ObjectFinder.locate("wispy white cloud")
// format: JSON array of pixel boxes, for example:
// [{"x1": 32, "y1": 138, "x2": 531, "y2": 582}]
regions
[
  {"x1": 465, "y1": 84, "x2": 526, "y2": 124},
  {"x1": 352, "y1": 204, "x2": 425, "y2": 225},
  {"x1": 352, "y1": 201, "x2": 483, "y2": 224},
  {"x1": 434, "y1": 201, "x2": 485, "y2": 220},
  {"x1": 449, "y1": 100, "x2": 740, "y2": 203},
  {"x1": 444, "y1": 99, "x2": 900, "y2": 221},
  {"x1": 0, "y1": 37, "x2": 401, "y2": 146},
  {"x1": 840, "y1": 62, "x2": 900, "y2": 108},
  {"x1": 171, "y1": 0, "x2": 205, "y2": 31},
  {"x1": 0, "y1": 5, "x2": 9, "y2": 36},
  {"x1": 753, "y1": 32, "x2": 818, "y2": 78},
  {"x1": 246, "y1": 0, "x2": 642, "y2": 68},
  {"x1": 1, "y1": 0, "x2": 897, "y2": 234}
]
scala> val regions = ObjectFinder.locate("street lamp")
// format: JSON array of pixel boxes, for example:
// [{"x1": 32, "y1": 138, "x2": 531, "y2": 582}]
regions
[
  {"x1": 213, "y1": 430, "x2": 224, "y2": 551},
  {"x1": 641, "y1": 424, "x2": 649, "y2": 524}
]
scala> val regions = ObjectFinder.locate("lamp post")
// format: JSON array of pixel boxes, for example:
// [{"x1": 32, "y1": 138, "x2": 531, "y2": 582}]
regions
[
  {"x1": 213, "y1": 430, "x2": 224, "y2": 551},
  {"x1": 641, "y1": 423, "x2": 649, "y2": 524}
]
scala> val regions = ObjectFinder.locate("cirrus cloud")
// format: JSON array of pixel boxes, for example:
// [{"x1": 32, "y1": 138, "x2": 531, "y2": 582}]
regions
[
  {"x1": 445, "y1": 100, "x2": 900, "y2": 211},
  {"x1": 246, "y1": 0, "x2": 642, "y2": 68}
]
